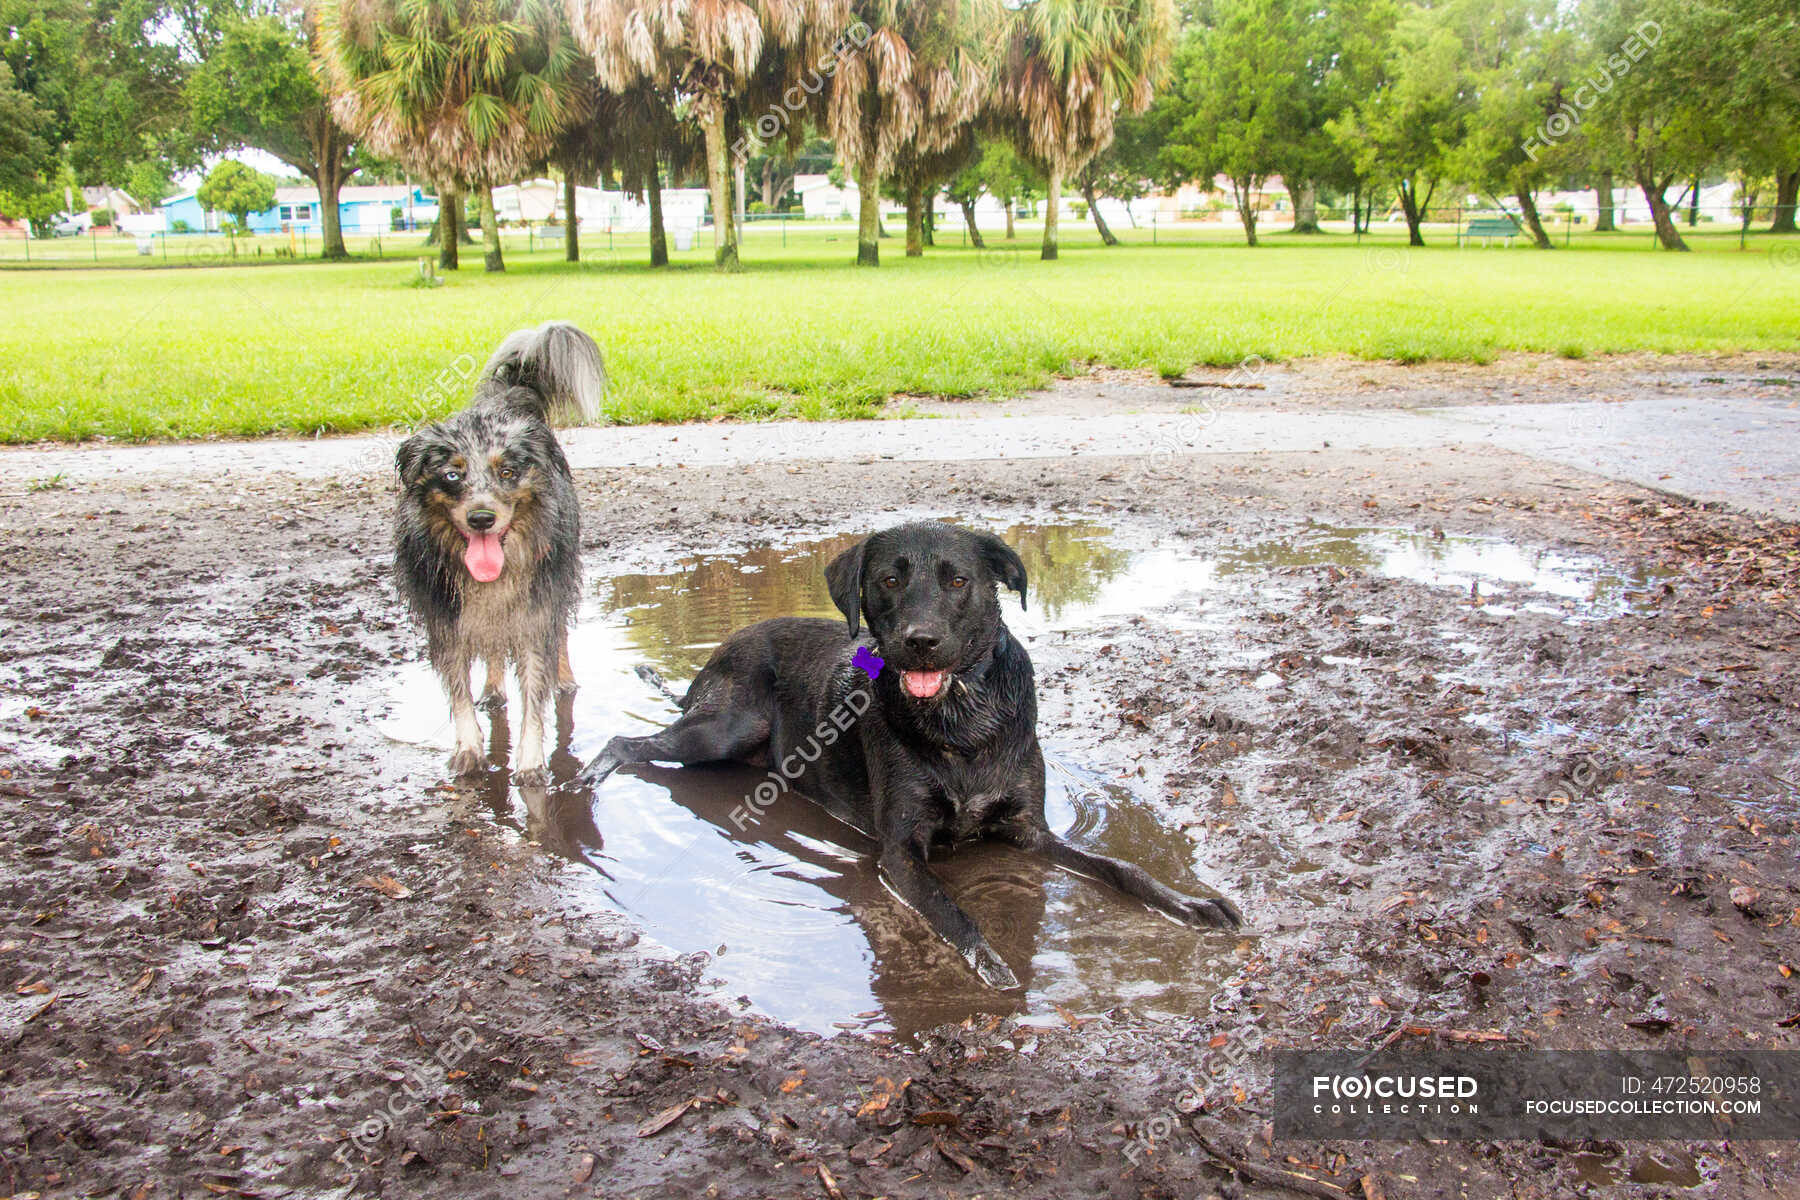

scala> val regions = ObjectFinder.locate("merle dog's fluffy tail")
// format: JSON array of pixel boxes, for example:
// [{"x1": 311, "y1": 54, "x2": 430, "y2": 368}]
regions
[{"x1": 480, "y1": 321, "x2": 605, "y2": 426}]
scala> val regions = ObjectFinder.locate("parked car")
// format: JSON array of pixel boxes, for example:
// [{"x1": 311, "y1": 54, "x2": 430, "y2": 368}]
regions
[{"x1": 52, "y1": 214, "x2": 90, "y2": 237}]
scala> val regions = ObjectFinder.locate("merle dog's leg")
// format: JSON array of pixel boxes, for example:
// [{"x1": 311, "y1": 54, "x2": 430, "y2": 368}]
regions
[
  {"x1": 479, "y1": 659, "x2": 507, "y2": 710},
  {"x1": 435, "y1": 642, "x2": 487, "y2": 777},
  {"x1": 555, "y1": 628, "x2": 577, "y2": 694},
  {"x1": 878, "y1": 831, "x2": 1021, "y2": 990},
  {"x1": 1002, "y1": 822, "x2": 1241, "y2": 929},
  {"x1": 512, "y1": 640, "x2": 555, "y2": 787},
  {"x1": 576, "y1": 702, "x2": 770, "y2": 787}
]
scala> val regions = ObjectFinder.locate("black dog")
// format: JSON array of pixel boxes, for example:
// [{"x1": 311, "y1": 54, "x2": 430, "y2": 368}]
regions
[
  {"x1": 395, "y1": 322, "x2": 604, "y2": 785},
  {"x1": 578, "y1": 521, "x2": 1241, "y2": 988}
]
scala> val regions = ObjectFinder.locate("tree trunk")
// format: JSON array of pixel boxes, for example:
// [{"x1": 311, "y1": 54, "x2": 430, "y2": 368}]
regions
[
  {"x1": 855, "y1": 160, "x2": 880, "y2": 266},
  {"x1": 1083, "y1": 179, "x2": 1118, "y2": 246},
  {"x1": 479, "y1": 184, "x2": 503, "y2": 271},
  {"x1": 647, "y1": 162, "x2": 668, "y2": 267},
  {"x1": 1514, "y1": 188, "x2": 1554, "y2": 249},
  {"x1": 1350, "y1": 183, "x2": 1361, "y2": 233},
  {"x1": 1041, "y1": 162, "x2": 1062, "y2": 260},
  {"x1": 1004, "y1": 198, "x2": 1015, "y2": 240},
  {"x1": 1234, "y1": 178, "x2": 1258, "y2": 247},
  {"x1": 1638, "y1": 172, "x2": 1690, "y2": 251},
  {"x1": 700, "y1": 99, "x2": 739, "y2": 271},
  {"x1": 439, "y1": 184, "x2": 460, "y2": 270},
  {"x1": 1595, "y1": 172, "x2": 1616, "y2": 231},
  {"x1": 960, "y1": 197, "x2": 985, "y2": 249},
  {"x1": 1288, "y1": 180, "x2": 1320, "y2": 233},
  {"x1": 1686, "y1": 175, "x2": 1701, "y2": 226},
  {"x1": 563, "y1": 175, "x2": 579, "y2": 262},
  {"x1": 1398, "y1": 179, "x2": 1425, "y2": 247},
  {"x1": 1770, "y1": 168, "x2": 1798, "y2": 233},
  {"x1": 923, "y1": 193, "x2": 935, "y2": 246},
  {"x1": 904, "y1": 180, "x2": 924, "y2": 257}
]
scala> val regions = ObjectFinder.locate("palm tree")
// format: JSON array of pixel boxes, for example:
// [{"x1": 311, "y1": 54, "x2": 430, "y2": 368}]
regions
[
  {"x1": 997, "y1": 0, "x2": 1175, "y2": 260},
  {"x1": 826, "y1": 0, "x2": 1000, "y2": 266},
  {"x1": 570, "y1": 0, "x2": 846, "y2": 270},
  {"x1": 314, "y1": 0, "x2": 587, "y2": 271}
]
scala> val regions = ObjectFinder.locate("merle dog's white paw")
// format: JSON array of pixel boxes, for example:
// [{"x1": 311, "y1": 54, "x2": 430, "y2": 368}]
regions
[
  {"x1": 1171, "y1": 894, "x2": 1243, "y2": 930},
  {"x1": 964, "y1": 943, "x2": 1021, "y2": 991},
  {"x1": 447, "y1": 747, "x2": 488, "y2": 778},
  {"x1": 477, "y1": 690, "x2": 507, "y2": 712}
]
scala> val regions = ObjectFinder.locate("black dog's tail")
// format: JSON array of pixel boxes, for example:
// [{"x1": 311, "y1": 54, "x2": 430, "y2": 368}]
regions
[{"x1": 480, "y1": 321, "x2": 606, "y2": 426}]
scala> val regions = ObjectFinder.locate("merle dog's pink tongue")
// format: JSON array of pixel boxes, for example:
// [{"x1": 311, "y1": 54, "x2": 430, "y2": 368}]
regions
[
  {"x1": 902, "y1": 669, "x2": 946, "y2": 699},
  {"x1": 463, "y1": 531, "x2": 505, "y2": 582}
]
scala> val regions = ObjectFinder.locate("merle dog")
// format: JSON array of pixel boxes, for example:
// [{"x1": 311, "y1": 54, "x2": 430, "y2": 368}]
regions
[
  {"x1": 577, "y1": 521, "x2": 1242, "y2": 989},
  {"x1": 394, "y1": 322, "x2": 604, "y2": 785}
]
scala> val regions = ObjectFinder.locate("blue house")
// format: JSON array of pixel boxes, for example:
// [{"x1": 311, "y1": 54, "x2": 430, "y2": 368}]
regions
[{"x1": 159, "y1": 184, "x2": 439, "y2": 235}]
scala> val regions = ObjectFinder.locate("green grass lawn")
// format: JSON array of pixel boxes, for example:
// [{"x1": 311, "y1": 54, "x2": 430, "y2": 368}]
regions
[{"x1": 2, "y1": 218, "x2": 1797, "y2": 443}]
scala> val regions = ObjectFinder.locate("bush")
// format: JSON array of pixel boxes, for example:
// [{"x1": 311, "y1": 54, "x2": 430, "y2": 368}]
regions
[
  {"x1": 172, "y1": 219, "x2": 192, "y2": 233},
  {"x1": 748, "y1": 200, "x2": 770, "y2": 214},
  {"x1": 91, "y1": 207, "x2": 113, "y2": 228}
]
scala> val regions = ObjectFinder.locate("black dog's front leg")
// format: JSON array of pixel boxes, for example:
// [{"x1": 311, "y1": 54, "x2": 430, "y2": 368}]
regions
[
  {"x1": 1005, "y1": 823, "x2": 1243, "y2": 929},
  {"x1": 878, "y1": 835, "x2": 1021, "y2": 990}
]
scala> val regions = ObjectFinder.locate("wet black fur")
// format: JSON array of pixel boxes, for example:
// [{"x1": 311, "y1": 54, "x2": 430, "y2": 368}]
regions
[{"x1": 578, "y1": 521, "x2": 1242, "y2": 989}]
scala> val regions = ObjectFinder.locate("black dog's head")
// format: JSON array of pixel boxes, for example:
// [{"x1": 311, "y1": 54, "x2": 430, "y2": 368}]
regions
[
  {"x1": 395, "y1": 411, "x2": 560, "y2": 584},
  {"x1": 824, "y1": 522, "x2": 1027, "y2": 702}
]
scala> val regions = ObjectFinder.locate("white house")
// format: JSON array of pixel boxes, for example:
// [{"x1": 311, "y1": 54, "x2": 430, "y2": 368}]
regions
[{"x1": 492, "y1": 178, "x2": 709, "y2": 236}]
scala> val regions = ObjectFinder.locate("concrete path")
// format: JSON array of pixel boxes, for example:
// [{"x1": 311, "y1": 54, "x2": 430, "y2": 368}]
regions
[{"x1": 5, "y1": 391, "x2": 1797, "y2": 521}]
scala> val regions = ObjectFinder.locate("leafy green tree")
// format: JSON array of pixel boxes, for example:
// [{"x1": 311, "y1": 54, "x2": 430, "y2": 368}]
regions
[
  {"x1": 0, "y1": 62, "x2": 54, "y2": 198},
  {"x1": 187, "y1": 10, "x2": 358, "y2": 259},
  {"x1": 1578, "y1": 0, "x2": 1724, "y2": 251},
  {"x1": 1328, "y1": 0, "x2": 1464, "y2": 246},
  {"x1": 1076, "y1": 109, "x2": 1161, "y2": 243},
  {"x1": 197, "y1": 158, "x2": 276, "y2": 229},
  {"x1": 1443, "y1": 0, "x2": 1577, "y2": 249},
  {"x1": 1161, "y1": 0, "x2": 1310, "y2": 246}
]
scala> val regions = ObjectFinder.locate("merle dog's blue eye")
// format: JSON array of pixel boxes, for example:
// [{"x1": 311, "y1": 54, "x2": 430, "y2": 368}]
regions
[{"x1": 443, "y1": 470, "x2": 461, "y2": 484}]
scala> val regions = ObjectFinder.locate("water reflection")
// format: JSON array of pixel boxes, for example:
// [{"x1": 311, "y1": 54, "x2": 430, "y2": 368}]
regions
[{"x1": 377, "y1": 519, "x2": 1663, "y2": 1037}]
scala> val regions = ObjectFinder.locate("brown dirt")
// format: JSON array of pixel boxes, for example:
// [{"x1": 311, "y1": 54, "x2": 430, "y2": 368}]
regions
[{"x1": 2, "y1": 442, "x2": 1798, "y2": 1199}]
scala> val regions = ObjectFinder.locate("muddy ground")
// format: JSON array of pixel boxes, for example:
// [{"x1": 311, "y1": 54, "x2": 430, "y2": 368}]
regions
[{"x1": 3, "y1": 417, "x2": 1800, "y2": 1199}]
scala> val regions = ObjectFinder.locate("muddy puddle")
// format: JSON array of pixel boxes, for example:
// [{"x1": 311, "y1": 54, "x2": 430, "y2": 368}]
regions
[{"x1": 376, "y1": 520, "x2": 1665, "y2": 1039}]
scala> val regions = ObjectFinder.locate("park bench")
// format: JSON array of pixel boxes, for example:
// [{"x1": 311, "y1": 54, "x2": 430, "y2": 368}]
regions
[{"x1": 1460, "y1": 216, "x2": 1521, "y2": 247}]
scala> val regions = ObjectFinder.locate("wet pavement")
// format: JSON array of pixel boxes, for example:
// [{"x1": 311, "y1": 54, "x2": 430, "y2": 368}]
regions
[{"x1": 7, "y1": 372, "x2": 1797, "y2": 521}]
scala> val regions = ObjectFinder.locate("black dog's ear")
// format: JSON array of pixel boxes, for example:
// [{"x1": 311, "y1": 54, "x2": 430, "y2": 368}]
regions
[
  {"x1": 823, "y1": 540, "x2": 867, "y2": 638},
  {"x1": 395, "y1": 433, "x2": 427, "y2": 489},
  {"x1": 975, "y1": 532, "x2": 1028, "y2": 610}
]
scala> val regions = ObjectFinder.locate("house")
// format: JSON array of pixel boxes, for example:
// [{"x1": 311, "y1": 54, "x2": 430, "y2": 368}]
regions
[
  {"x1": 491, "y1": 178, "x2": 710, "y2": 236},
  {"x1": 157, "y1": 183, "x2": 439, "y2": 235}
]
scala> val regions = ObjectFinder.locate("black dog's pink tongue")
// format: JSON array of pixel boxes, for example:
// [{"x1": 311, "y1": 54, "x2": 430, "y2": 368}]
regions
[
  {"x1": 463, "y1": 531, "x2": 505, "y2": 582},
  {"x1": 901, "y1": 669, "x2": 946, "y2": 699}
]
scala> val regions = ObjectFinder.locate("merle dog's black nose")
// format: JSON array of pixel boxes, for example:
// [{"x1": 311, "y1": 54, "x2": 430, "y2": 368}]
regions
[
  {"x1": 903, "y1": 630, "x2": 941, "y2": 656},
  {"x1": 467, "y1": 509, "x2": 497, "y2": 531}
]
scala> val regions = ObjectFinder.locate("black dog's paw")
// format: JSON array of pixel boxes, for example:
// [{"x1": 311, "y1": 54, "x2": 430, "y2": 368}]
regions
[
  {"x1": 963, "y1": 943, "x2": 1022, "y2": 991},
  {"x1": 1172, "y1": 893, "x2": 1243, "y2": 930},
  {"x1": 574, "y1": 751, "x2": 622, "y2": 789},
  {"x1": 447, "y1": 747, "x2": 489, "y2": 778}
]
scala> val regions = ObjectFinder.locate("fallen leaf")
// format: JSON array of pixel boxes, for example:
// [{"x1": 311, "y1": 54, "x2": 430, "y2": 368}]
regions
[{"x1": 360, "y1": 875, "x2": 413, "y2": 900}]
